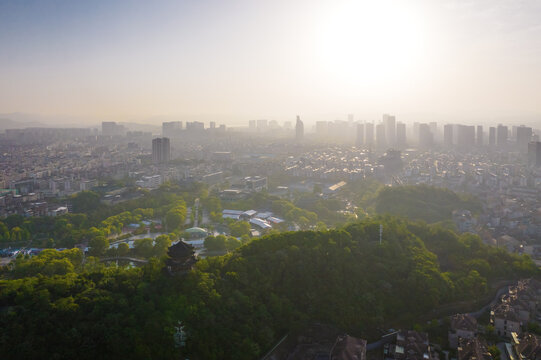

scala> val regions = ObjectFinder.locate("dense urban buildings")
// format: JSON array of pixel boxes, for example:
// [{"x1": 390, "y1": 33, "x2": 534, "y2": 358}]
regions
[
  {"x1": 295, "y1": 115, "x2": 304, "y2": 142},
  {"x1": 152, "y1": 137, "x2": 171, "y2": 164}
]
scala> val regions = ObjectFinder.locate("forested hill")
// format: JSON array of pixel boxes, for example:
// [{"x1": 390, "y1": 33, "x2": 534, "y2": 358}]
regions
[
  {"x1": 181, "y1": 217, "x2": 535, "y2": 358},
  {"x1": 375, "y1": 185, "x2": 482, "y2": 223},
  {"x1": 0, "y1": 217, "x2": 537, "y2": 360}
]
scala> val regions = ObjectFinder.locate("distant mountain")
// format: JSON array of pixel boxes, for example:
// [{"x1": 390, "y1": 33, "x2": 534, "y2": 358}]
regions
[
  {"x1": 0, "y1": 113, "x2": 100, "y2": 130},
  {"x1": 0, "y1": 115, "x2": 47, "y2": 131}
]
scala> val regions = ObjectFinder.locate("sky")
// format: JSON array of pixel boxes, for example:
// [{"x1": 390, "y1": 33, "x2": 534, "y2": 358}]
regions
[{"x1": 1, "y1": 0, "x2": 541, "y2": 126}]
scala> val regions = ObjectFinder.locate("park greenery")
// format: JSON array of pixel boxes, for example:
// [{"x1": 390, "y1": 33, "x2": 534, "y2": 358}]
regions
[
  {"x1": 374, "y1": 184, "x2": 482, "y2": 223},
  {"x1": 0, "y1": 216, "x2": 537, "y2": 359}
]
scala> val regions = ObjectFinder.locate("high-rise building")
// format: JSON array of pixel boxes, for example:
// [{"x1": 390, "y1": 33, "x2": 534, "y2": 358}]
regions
[
  {"x1": 152, "y1": 137, "x2": 171, "y2": 164},
  {"x1": 476, "y1": 125, "x2": 483, "y2": 147},
  {"x1": 418, "y1": 123, "x2": 433, "y2": 148},
  {"x1": 209, "y1": 121, "x2": 216, "y2": 129},
  {"x1": 365, "y1": 123, "x2": 374, "y2": 146},
  {"x1": 528, "y1": 142, "x2": 541, "y2": 167},
  {"x1": 413, "y1": 122, "x2": 420, "y2": 143},
  {"x1": 186, "y1": 121, "x2": 204, "y2": 131},
  {"x1": 257, "y1": 119, "x2": 268, "y2": 131},
  {"x1": 162, "y1": 121, "x2": 182, "y2": 137},
  {"x1": 497, "y1": 124, "x2": 508, "y2": 147},
  {"x1": 249, "y1": 120, "x2": 256, "y2": 130},
  {"x1": 356, "y1": 123, "x2": 364, "y2": 146},
  {"x1": 516, "y1": 126, "x2": 533, "y2": 153},
  {"x1": 443, "y1": 124, "x2": 453, "y2": 147},
  {"x1": 457, "y1": 125, "x2": 475, "y2": 147},
  {"x1": 489, "y1": 127, "x2": 496, "y2": 146},
  {"x1": 283, "y1": 121, "x2": 292, "y2": 130},
  {"x1": 102, "y1": 121, "x2": 124, "y2": 136},
  {"x1": 329, "y1": 120, "x2": 348, "y2": 139},
  {"x1": 295, "y1": 115, "x2": 304, "y2": 142},
  {"x1": 383, "y1": 114, "x2": 396, "y2": 146},
  {"x1": 102, "y1": 121, "x2": 116, "y2": 135},
  {"x1": 396, "y1": 122, "x2": 406, "y2": 148},
  {"x1": 316, "y1": 121, "x2": 328, "y2": 137},
  {"x1": 429, "y1": 122, "x2": 438, "y2": 139},
  {"x1": 376, "y1": 123, "x2": 387, "y2": 149}
]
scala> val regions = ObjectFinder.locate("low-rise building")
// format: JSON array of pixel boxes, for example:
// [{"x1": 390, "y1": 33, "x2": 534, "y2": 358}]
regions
[
  {"x1": 449, "y1": 313, "x2": 477, "y2": 348},
  {"x1": 384, "y1": 330, "x2": 431, "y2": 360},
  {"x1": 491, "y1": 303, "x2": 522, "y2": 338},
  {"x1": 457, "y1": 337, "x2": 492, "y2": 360}
]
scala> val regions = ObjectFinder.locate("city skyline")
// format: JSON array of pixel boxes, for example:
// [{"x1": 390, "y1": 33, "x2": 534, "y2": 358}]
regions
[{"x1": 2, "y1": 0, "x2": 541, "y2": 125}]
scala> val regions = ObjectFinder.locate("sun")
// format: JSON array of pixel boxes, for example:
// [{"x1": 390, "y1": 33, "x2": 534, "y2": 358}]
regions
[{"x1": 315, "y1": 0, "x2": 429, "y2": 90}]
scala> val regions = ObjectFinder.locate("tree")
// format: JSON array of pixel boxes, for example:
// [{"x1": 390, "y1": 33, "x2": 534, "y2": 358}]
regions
[
  {"x1": 204, "y1": 235, "x2": 227, "y2": 251},
  {"x1": 153, "y1": 235, "x2": 172, "y2": 258},
  {"x1": 240, "y1": 235, "x2": 251, "y2": 244},
  {"x1": 229, "y1": 221, "x2": 251, "y2": 237},
  {"x1": 71, "y1": 191, "x2": 102, "y2": 213},
  {"x1": 298, "y1": 216, "x2": 310, "y2": 230},
  {"x1": 10, "y1": 227, "x2": 29, "y2": 242},
  {"x1": 89, "y1": 236, "x2": 109, "y2": 256},
  {"x1": 134, "y1": 238, "x2": 154, "y2": 258},
  {"x1": 226, "y1": 236, "x2": 242, "y2": 251},
  {"x1": 117, "y1": 242, "x2": 130, "y2": 257},
  {"x1": 205, "y1": 196, "x2": 222, "y2": 213},
  {"x1": 488, "y1": 345, "x2": 501, "y2": 359},
  {"x1": 315, "y1": 221, "x2": 327, "y2": 231},
  {"x1": 166, "y1": 202, "x2": 187, "y2": 231}
]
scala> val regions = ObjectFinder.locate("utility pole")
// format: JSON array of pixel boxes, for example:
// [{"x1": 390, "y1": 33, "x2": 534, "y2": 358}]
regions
[{"x1": 379, "y1": 224, "x2": 383, "y2": 245}]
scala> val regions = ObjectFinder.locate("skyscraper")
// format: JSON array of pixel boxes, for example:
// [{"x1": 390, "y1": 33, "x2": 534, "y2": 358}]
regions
[
  {"x1": 497, "y1": 124, "x2": 508, "y2": 147},
  {"x1": 257, "y1": 119, "x2": 268, "y2": 131},
  {"x1": 476, "y1": 125, "x2": 483, "y2": 147},
  {"x1": 162, "y1": 121, "x2": 182, "y2": 137},
  {"x1": 152, "y1": 137, "x2": 171, "y2": 164},
  {"x1": 429, "y1": 122, "x2": 437, "y2": 140},
  {"x1": 356, "y1": 123, "x2": 364, "y2": 146},
  {"x1": 383, "y1": 114, "x2": 396, "y2": 146},
  {"x1": 365, "y1": 123, "x2": 374, "y2": 146},
  {"x1": 528, "y1": 142, "x2": 541, "y2": 167},
  {"x1": 248, "y1": 120, "x2": 256, "y2": 131},
  {"x1": 102, "y1": 121, "x2": 124, "y2": 136},
  {"x1": 418, "y1": 123, "x2": 433, "y2": 148},
  {"x1": 396, "y1": 122, "x2": 406, "y2": 148},
  {"x1": 443, "y1": 124, "x2": 453, "y2": 147},
  {"x1": 489, "y1": 127, "x2": 496, "y2": 146},
  {"x1": 456, "y1": 125, "x2": 475, "y2": 147},
  {"x1": 516, "y1": 126, "x2": 533, "y2": 153},
  {"x1": 376, "y1": 123, "x2": 387, "y2": 150},
  {"x1": 295, "y1": 115, "x2": 304, "y2": 142},
  {"x1": 186, "y1": 121, "x2": 204, "y2": 131},
  {"x1": 316, "y1": 121, "x2": 328, "y2": 137}
]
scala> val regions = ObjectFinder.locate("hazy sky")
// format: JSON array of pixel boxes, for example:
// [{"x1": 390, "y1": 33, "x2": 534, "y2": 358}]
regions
[{"x1": 1, "y1": 0, "x2": 541, "y2": 125}]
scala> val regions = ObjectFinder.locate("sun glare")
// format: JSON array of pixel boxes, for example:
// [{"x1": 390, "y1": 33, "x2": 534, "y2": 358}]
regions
[{"x1": 316, "y1": 0, "x2": 429, "y2": 90}]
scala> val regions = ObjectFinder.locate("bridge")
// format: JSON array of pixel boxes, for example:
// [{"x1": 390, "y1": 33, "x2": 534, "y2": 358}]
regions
[{"x1": 99, "y1": 257, "x2": 149, "y2": 264}]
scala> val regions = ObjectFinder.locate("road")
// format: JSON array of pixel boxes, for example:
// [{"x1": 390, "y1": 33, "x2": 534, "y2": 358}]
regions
[
  {"x1": 193, "y1": 198, "x2": 200, "y2": 227},
  {"x1": 99, "y1": 256, "x2": 149, "y2": 264},
  {"x1": 366, "y1": 283, "x2": 511, "y2": 351}
]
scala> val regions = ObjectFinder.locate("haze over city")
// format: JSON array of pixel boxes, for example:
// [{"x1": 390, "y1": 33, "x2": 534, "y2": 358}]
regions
[
  {"x1": 2, "y1": 0, "x2": 541, "y2": 126},
  {"x1": 5, "y1": 1, "x2": 541, "y2": 360}
]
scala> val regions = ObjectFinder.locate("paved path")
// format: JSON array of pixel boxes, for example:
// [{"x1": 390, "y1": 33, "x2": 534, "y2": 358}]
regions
[
  {"x1": 366, "y1": 284, "x2": 511, "y2": 350},
  {"x1": 99, "y1": 257, "x2": 149, "y2": 264},
  {"x1": 467, "y1": 285, "x2": 510, "y2": 319}
]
